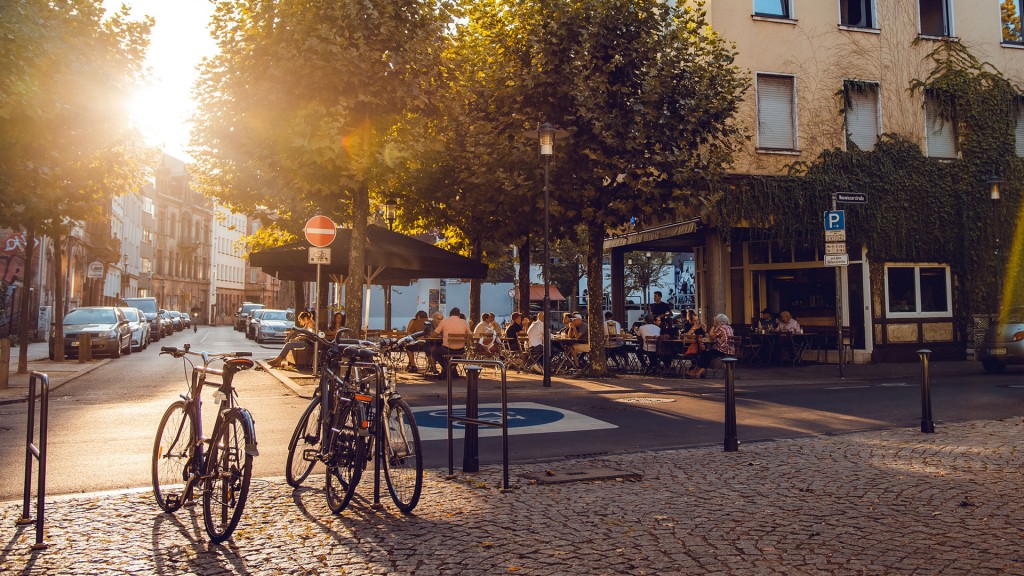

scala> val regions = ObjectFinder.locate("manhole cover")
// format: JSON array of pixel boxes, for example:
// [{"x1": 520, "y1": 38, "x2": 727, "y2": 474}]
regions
[
  {"x1": 523, "y1": 467, "x2": 642, "y2": 485},
  {"x1": 614, "y1": 397, "x2": 675, "y2": 404}
]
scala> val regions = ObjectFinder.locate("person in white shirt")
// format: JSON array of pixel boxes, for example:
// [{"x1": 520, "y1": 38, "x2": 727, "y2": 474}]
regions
[
  {"x1": 473, "y1": 312, "x2": 501, "y2": 358},
  {"x1": 775, "y1": 310, "x2": 801, "y2": 334},
  {"x1": 525, "y1": 311, "x2": 545, "y2": 354},
  {"x1": 433, "y1": 308, "x2": 471, "y2": 379},
  {"x1": 635, "y1": 314, "x2": 662, "y2": 374}
]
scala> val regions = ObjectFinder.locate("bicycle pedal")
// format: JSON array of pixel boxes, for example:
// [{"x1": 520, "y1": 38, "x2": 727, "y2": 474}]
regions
[{"x1": 302, "y1": 448, "x2": 318, "y2": 462}]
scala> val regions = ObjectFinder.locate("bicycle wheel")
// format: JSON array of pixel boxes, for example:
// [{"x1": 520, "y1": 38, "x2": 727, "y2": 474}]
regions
[
  {"x1": 285, "y1": 395, "x2": 322, "y2": 487},
  {"x1": 325, "y1": 402, "x2": 365, "y2": 514},
  {"x1": 152, "y1": 401, "x2": 194, "y2": 513},
  {"x1": 202, "y1": 410, "x2": 254, "y2": 543},
  {"x1": 382, "y1": 397, "x2": 423, "y2": 514}
]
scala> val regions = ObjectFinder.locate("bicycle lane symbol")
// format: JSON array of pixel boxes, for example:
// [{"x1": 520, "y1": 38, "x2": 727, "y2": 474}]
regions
[{"x1": 411, "y1": 402, "x2": 617, "y2": 441}]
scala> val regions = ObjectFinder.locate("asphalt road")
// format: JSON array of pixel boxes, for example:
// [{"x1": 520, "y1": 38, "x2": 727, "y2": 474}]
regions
[{"x1": 2, "y1": 325, "x2": 1023, "y2": 500}]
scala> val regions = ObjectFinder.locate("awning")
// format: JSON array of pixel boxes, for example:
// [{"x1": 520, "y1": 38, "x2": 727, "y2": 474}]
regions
[
  {"x1": 603, "y1": 218, "x2": 703, "y2": 252},
  {"x1": 528, "y1": 284, "x2": 566, "y2": 301}
]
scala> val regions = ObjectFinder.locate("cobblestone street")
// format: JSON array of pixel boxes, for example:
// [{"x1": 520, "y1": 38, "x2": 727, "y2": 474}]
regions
[{"x1": 3, "y1": 418, "x2": 1023, "y2": 575}]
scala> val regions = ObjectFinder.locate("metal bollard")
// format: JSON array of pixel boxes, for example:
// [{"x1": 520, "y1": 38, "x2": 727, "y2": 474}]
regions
[
  {"x1": 462, "y1": 365, "x2": 482, "y2": 473},
  {"x1": 17, "y1": 372, "x2": 49, "y2": 550},
  {"x1": 723, "y1": 357, "x2": 739, "y2": 452},
  {"x1": 78, "y1": 333, "x2": 92, "y2": 363},
  {"x1": 918, "y1": 349, "x2": 934, "y2": 433}
]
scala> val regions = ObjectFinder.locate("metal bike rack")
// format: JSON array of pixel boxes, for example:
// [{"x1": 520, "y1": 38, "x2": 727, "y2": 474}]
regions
[
  {"x1": 446, "y1": 358, "x2": 510, "y2": 490},
  {"x1": 17, "y1": 371, "x2": 50, "y2": 550}
]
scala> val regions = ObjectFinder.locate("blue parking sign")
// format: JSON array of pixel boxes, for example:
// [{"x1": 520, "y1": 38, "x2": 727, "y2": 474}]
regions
[{"x1": 824, "y1": 210, "x2": 845, "y2": 231}]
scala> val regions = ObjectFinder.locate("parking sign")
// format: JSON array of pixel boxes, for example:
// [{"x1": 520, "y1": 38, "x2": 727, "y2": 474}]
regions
[{"x1": 824, "y1": 210, "x2": 845, "y2": 231}]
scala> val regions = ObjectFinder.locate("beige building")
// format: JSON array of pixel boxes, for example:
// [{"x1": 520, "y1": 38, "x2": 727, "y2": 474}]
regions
[{"x1": 609, "y1": 0, "x2": 1024, "y2": 361}]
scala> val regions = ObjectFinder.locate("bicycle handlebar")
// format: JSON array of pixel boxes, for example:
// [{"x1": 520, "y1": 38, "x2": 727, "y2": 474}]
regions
[{"x1": 159, "y1": 345, "x2": 252, "y2": 360}]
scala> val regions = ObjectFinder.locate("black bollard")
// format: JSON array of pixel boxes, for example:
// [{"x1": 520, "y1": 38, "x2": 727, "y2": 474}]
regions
[
  {"x1": 462, "y1": 365, "x2": 482, "y2": 472},
  {"x1": 918, "y1": 349, "x2": 934, "y2": 433},
  {"x1": 723, "y1": 357, "x2": 739, "y2": 452}
]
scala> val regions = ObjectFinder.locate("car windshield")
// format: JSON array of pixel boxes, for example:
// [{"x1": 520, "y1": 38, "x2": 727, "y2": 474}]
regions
[
  {"x1": 998, "y1": 307, "x2": 1024, "y2": 324},
  {"x1": 65, "y1": 309, "x2": 116, "y2": 324},
  {"x1": 121, "y1": 309, "x2": 140, "y2": 322},
  {"x1": 263, "y1": 311, "x2": 291, "y2": 321}
]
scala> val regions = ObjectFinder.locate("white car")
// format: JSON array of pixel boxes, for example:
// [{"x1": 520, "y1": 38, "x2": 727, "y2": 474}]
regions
[{"x1": 120, "y1": 307, "x2": 151, "y2": 352}]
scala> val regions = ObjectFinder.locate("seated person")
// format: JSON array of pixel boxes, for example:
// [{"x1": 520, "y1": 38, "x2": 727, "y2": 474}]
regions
[
  {"x1": 504, "y1": 312, "x2": 525, "y2": 352},
  {"x1": 636, "y1": 314, "x2": 662, "y2": 374},
  {"x1": 566, "y1": 313, "x2": 589, "y2": 367},
  {"x1": 775, "y1": 310, "x2": 801, "y2": 334},
  {"x1": 268, "y1": 311, "x2": 316, "y2": 368},
  {"x1": 473, "y1": 312, "x2": 502, "y2": 358},
  {"x1": 525, "y1": 312, "x2": 545, "y2": 355},
  {"x1": 689, "y1": 313, "x2": 735, "y2": 378},
  {"x1": 404, "y1": 310, "x2": 429, "y2": 372},
  {"x1": 432, "y1": 308, "x2": 471, "y2": 379},
  {"x1": 603, "y1": 311, "x2": 627, "y2": 368},
  {"x1": 758, "y1": 308, "x2": 778, "y2": 332}
]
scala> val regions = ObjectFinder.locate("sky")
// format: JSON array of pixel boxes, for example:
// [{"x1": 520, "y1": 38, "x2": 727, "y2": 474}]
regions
[{"x1": 104, "y1": 0, "x2": 217, "y2": 161}]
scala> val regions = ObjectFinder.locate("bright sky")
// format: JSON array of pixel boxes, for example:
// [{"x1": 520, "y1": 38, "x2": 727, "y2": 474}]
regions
[{"x1": 105, "y1": 0, "x2": 217, "y2": 161}]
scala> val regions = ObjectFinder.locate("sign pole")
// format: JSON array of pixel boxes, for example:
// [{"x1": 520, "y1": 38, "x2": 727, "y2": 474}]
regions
[{"x1": 833, "y1": 194, "x2": 844, "y2": 379}]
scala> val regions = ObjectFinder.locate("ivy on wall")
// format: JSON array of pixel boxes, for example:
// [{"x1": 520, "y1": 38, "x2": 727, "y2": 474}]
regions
[{"x1": 714, "y1": 40, "x2": 1023, "y2": 324}]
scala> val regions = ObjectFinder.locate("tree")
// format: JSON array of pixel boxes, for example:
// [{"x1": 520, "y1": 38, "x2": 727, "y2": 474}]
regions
[
  {"x1": 441, "y1": 0, "x2": 747, "y2": 375},
  {"x1": 0, "y1": 0, "x2": 152, "y2": 370},
  {"x1": 1002, "y1": 0, "x2": 1022, "y2": 43},
  {"x1": 192, "y1": 0, "x2": 455, "y2": 331}
]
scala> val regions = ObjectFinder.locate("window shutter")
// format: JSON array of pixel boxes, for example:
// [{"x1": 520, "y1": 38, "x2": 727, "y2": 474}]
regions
[
  {"x1": 757, "y1": 75, "x2": 796, "y2": 150},
  {"x1": 846, "y1": 84, "x2": 879, "y2": 151},
  {"x1": 1015, "y1": 106, "x2": 1024, "y2": 157},
  {"x1": 925, "y1": 96, "x2": 956, "y2": 158}
]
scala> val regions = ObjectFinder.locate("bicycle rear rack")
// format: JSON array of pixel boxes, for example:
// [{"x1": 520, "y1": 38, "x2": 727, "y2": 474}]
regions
[
  {"x1": 16, "y1": 371, "x2": 50, "y2": 550},
  {"x1": 446, "y1": 358, "x2": 510, "y2": 490}
]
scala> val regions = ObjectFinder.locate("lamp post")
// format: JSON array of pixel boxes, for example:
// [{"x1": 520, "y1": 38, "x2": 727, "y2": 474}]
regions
[
  {"x1": 535, "y1": 123, "x2": 565, "y2": 387},
  {"x1": 121, "y1": 254, "x2": 129, "y2": 299},
  {"x1": 383, "y1": 199, "x2": 397, "y2": 332},
  {"x1": 988, "y1": 175, "x2": 1003, "y2": 313}
]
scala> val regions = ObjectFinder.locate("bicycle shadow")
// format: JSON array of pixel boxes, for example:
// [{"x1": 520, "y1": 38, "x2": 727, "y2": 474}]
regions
[
  {"x1": 0, "y1": 521, "x2": 46, "y2": 575},
  {"x1": 150, "y1": 501, "x2": 252, "y2": 575}
]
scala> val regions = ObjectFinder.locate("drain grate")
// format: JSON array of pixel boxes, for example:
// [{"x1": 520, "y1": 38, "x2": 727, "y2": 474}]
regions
[
  {"x1": 614, "y1": 397, "x2": 675, "y2": 404},
  {"x1": 523, "y1": 466, "x2": 642, "y2": 485}
]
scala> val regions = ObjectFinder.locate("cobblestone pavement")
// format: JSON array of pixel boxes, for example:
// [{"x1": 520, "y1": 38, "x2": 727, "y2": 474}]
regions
[{"x1": 3, "y1": 417, "x2": 1023, "y2": 575}]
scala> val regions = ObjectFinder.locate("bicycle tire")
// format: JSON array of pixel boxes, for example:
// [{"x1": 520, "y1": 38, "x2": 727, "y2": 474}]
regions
[
  {"x1": 285, "y1": 395, "x2": 322, "y2": 487},
  {"x1": 152, "y1": 400, "x2": 194, "y2": 513},
  {"x1": 325, "y1": 401, "x2": 365, "y2": 514},
  {"x1": 382, "y1": 397, "x2": 423, "y2": 514},
  {"x1": 202, "y1": 410, "x2": 254, "y2": 543}
]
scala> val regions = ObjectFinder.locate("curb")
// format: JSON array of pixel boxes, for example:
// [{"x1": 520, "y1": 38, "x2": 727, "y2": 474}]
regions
[{"x1": 0, "y1": 358, "x2": 112, "y2": 406}]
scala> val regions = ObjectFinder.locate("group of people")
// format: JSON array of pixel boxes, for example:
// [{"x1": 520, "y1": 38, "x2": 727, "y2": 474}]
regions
[
  {"x1": 632, "y1": 309, "x2": 735, "y2": 378},
  {"x1": 757, "y1": 308, "x2": 802, "y2": 334}
]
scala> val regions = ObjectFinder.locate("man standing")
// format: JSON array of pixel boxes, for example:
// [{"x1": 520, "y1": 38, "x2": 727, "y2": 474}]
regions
[
  {"x1": 649, "y1": 290, "x2": 671, "y2": 317},
  {"x1": 433, "y1": 307, "x2": 471, "y2": 379}
]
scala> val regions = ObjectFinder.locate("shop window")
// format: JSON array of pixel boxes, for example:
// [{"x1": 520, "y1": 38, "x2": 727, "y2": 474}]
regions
[
  {"x1": 885, "y1": 265, "x2": 951, "y2": 318},
  {"x1": 1004, "y1": 0, "x2": 1024, "y2": 43},
  {"x1": 754, "y1": 0, "x2": 791, "y2": 18},
  {"x1": 919, "y1": 0, "x2": 951, "y2": 37},
  {"x1": 840, "y1": 0, "x2": 875, "y2": 28},
  {"x1": 844, "y1": 81, "x2": 879, "y2": 151},
  {"x1": 757, "y1": 74, "x2": 797, "y2": 151}
]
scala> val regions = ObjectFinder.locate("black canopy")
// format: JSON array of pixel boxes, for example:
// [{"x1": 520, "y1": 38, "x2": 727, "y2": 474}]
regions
[{"x1": 248, "y1": 224, "x2": 489, "y2": 284}]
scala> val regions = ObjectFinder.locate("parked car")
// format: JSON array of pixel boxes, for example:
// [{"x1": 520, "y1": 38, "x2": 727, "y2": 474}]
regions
[
  {"x1": 121, "y1": 296, "x2": 166, "y2": 341},
  {"x1": 979, "y1": 306, "x2": 1024, "y2": 374},
  {"x1": 49, "y1": 306, "x2": 132, "y2": 360},
  {"x1": 181, "y1": 312, "x2": 192, "y2": 329},
  {"x1": 119, "y1": 307, "x2": 151, "y2": 352},
  {"x1": 235, "y1": 302, "x2": 265, "y2": 331},
  {"x1": 167, "y1": 310, "x2": 184, "y2": 331},
  {"x1": 246, "y1": 308, "x2": 268, "y2": 340},
  {"x1": 158, "y1": 312, "x2": 173, "y2": 337},
  {"x1": 254, "y1": 309, "x2": 295, "y2": 344}
]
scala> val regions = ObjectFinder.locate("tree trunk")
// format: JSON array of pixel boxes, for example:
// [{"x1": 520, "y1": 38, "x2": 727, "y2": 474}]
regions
[
  {"x1": 16, "y1": 227, "x2": 35, "y2": 373},
  {"x1": 346, "y1": 181, "x2": 369, "y2": 333},
  {"x1": 587, "y1": 221, "x2": 608, "y2": 376},
  {"x1": 518, "y1": 237, "x2": 531, "y2": 316},
  {"x1": 53, "y1": 234, "x2": 66, "y2": 363},
  {"x1": 469, "y1": 238, "x2": 482, "y2": 324}
]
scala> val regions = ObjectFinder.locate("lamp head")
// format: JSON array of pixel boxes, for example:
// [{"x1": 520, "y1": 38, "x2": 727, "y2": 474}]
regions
[{"x1": 987, "y1": 175, "x2": 1002, "y2": 201}]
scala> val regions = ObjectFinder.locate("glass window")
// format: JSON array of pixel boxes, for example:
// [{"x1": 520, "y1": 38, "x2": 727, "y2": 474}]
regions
[
  {"x1": 885, "y1": 265, "x2": 951, "y2": 317},
  {"x1": 919, "y1": 0, "x2": 951, "y2": 37},
  {"x1": 1003, "y1": 0, "x2": 1023, "y2": 43},
  {"x1": 754, "y1": 0, "x2": 790, "y2": 17},
  {"x1": 840, "y1": 0, "x2": 875, "y2": 28},
  {"x1": 757, "y1": 74, "x2": 797, "y2": 151}
]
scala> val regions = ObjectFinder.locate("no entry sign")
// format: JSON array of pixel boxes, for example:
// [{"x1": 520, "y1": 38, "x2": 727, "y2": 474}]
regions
[{"x1": 304, "y1": 215, "x2": 337, "y2": 247}]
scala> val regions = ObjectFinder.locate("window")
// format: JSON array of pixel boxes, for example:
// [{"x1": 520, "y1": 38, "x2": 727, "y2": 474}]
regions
[
  {"x1": 1016, "y1": 103, "x2": 1024, "y2": 157},
  {"x1": 924, "y1": 92, "x2": 957, "y2": 158},
  {"x1": 141, "y1": 257, "x2": 152, "y2": 274},
  {"x1": 142, "y1": 228, "x2": 154, "y2": 244},
  {"x1": 142, "y1": 196, "x2": 155, "y2": 215},
  {"x1": 1004, "y1": 0, "x2": 1023, "y2": 43},
  {"x1": 919, "y1": 0, "x2": 951, "y2": 37},
  {"x1": 756, "y1": 74, "x2": 797, "y2": 151},
  {"x1": 840, "y1": 0, "x2": 874, "y2": 28},
  {"x1": 885, "y1": 265, "x2": 951, "y2": 317},
  {"x1": 844, "y1": 81, "x2": 879, "y2": 150},
  {"x1": 754, "y1": 0, "x2": 790, "y2": 18}
]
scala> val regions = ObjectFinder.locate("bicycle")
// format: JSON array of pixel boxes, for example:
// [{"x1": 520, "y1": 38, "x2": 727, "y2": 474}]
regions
[
  {"x1": 152, "y1": 344, "x2": 259, "y2": 543},
  {"x1": 285, "y1": 329, "x2": 423, "y2": 514}
]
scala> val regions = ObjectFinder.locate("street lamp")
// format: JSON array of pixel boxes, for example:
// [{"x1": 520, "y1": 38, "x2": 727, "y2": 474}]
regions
[
  {"x1": 988, "y1": 175, "x2": 1003, "y2": 312},
  {"x1": 531, "y1": 122, "x2": 566, "y2": 387},
  {"x1": 121, "y1": 254, "x2": 129, "y2": 299},
  {"x1": 383, "y1": 198, "x2": 397, "y2": 332}
]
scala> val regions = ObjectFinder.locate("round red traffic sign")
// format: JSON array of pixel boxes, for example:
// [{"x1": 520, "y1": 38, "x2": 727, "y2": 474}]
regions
[{"x1": 304, "y1": 215, "x2": 337, "y2": 247}]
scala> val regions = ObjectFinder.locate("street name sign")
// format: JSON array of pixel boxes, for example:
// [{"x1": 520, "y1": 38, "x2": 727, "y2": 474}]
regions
[
  {"x1": 825, "y1": 254, "x2": 849, "y2": 267},
  {"x1": 836, "y1": 192, "x2": 868, "y2": 204},
  {"x1": 825, "y1": 229, "x2": 846, "y2": 242},
  {"x1": 304, "y1": 215, "x2": 337, "y2": 248}
]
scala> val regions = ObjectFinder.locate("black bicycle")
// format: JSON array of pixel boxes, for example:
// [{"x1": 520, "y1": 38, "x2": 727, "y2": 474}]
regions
[
  {"x1": 285, "y1": 330, "x2": 423, "y2": 514},
  {"x1": 152, "y1": 344, "x2": 259, "y2": 543}
]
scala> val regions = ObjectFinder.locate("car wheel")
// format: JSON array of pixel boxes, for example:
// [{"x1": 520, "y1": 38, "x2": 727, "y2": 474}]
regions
[
  {"x1": 982, "y1": 358, "x2": 1006, "y2": 374},
  {"x1": 255, "y1": 334, "x2": 263, "y2": 344}
]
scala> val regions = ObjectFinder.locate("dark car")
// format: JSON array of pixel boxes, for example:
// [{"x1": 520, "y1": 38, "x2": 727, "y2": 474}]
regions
[
  {"x1": 979, "y1": 306, "x2": 1024, "y2": 373},
  {"x1": 235, "y1": 302, "x2": 265, "y2": 331},
  {"x1": 121, "y1": 297, "x2": 166, "y2": 341},
  {"x1": 50, "y1": 306, "x2": 132, "y2": 359},
  {"x1": 167, "y1": 310, "x2": 185, "y2": 331},
  {"x1": 181, "y1": 312, "x2": 192, "y2": 329}
]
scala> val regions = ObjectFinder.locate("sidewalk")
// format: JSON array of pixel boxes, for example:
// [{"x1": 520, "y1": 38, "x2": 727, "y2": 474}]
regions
[
  {"x1": 0, "y1": 341, "x2": 111, "y2": 406},
  {"x1": 2, "y1": 416, "x2": 1021, "y2": 574}
]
